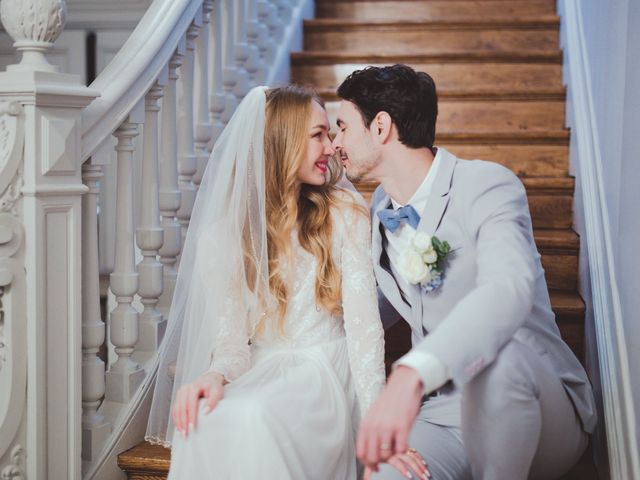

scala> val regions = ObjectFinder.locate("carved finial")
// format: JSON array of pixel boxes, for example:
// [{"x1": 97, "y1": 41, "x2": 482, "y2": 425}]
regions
[{"x1": 0, "y1": 0, "x2": 67, "y2": 73}]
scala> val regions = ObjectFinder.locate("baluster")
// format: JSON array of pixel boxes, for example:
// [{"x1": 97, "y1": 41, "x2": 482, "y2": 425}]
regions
[
  {"x1": 276, "y1": 0, "x2": 292, "y2": 25},
  {"x1": 105, "y1": 111, "x2": 145, "y2": 404},
  {"x1": 257, "y1": 0, "x2": 277, "y2": 83},
  {"x1": 245, "y1": 0, "x2": 264, "y2": 85},
  {"x1": 194, "y1": 0, "x2": 214, "y2": 187},
  {"x1": 209, "y1": 0, "x2": 226, "y2": 144},
  {"x1": 233, "y1": 0, "x2": 251, "y2": 97},
  {"x1": 176, "y1": 18, "x2": 201, "y2": 243},
  {"x1": 266, "y1": 0, "x2": 284, "y2": 45},
  {"x1": 136, "y1": 77, "x2": 167, "y2": 353},
  {"x1": 157, "y1": 45, "x2": 185, "y2": 314},
  {"x1": 222, "y1": 0, "x2": 239, "y2": 122},
  {"x1": 81, "y1": 162, "x2": 111, "y2": 461}
]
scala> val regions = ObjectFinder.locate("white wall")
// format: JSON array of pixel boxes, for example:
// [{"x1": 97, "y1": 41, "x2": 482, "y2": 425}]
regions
[{"x1": 561, "y1": 0, "x2": 640, "y2": 476}]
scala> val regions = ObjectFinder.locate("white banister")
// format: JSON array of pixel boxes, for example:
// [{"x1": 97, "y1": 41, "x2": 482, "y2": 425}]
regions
[
  {"x1": 257, "y1": 0, "x2": 278, "y2": 83},
  {"x1": 81, "y1": 161, "x2": 112, "y2": 462},
  {"x1": 222, "y1": 1, "x2": 239, "y2": 122},
  {"x1": 105, "y1": 111, "x2": 145, "y2": 404},
  {"x1": 245, "y1": 0, "x2": 264, "y2": 84},
  {"x1": 136, "y1": 77, "x2": 167, "y2": 353},
  {"x1": 81, "y1": 0, "x2": 204, "y2": 162},
  {"x1": 157, "y1": 45, "x2": 185, "y2": 314},
  {"x1": 233, "y1": 0, "x2": 251, "y2": 98},
  {"x1": 193, "y1": 1, "x2": 214, "y2": 187},
  {"x1": 266, "y1": 0, "x2": 284, "y2": 45},
  {"x1": 277, "y1": 0, "x2": 292, "y2": 25},
  {"x1": 208, "y1": 0, "x2": 226, "y2": 144},
  {"x1": 176, "y1": 16, "x2": 201, "y2": 243}
]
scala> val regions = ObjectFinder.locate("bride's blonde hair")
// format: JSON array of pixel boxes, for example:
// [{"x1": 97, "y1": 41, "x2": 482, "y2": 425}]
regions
[{"x1": 254, "y1": 85, "x2": 360, "y2": 335}]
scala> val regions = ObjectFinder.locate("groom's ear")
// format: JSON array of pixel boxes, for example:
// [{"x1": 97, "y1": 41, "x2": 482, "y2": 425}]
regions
[{"x1": 372, "y1": 111, "x2": 393, "y2": 144}]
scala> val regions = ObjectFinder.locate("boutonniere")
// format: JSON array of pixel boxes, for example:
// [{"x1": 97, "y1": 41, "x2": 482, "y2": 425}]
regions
[{"x1": 398, "y1": 232, "x2": 451, "y2": 293}]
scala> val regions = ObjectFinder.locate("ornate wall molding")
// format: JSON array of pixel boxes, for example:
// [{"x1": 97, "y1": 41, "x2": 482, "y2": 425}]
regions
[
  {"x1": 0, "y1": 445, "x2": 25, "y2": 480},
  {"x1": 0, "y1": 212, "x2": 26, "y2": 459},
  {"x1": 0, "y1": 96, "x2": 26, "y2": 463},
  {"x1": 0, "y1": 102, "x2": 23, "y2": 198}
]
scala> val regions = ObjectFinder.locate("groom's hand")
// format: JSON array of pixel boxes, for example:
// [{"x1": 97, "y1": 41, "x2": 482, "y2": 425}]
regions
[{"x1": 357, "y1": 366, "x2": 424, "y2": 471}]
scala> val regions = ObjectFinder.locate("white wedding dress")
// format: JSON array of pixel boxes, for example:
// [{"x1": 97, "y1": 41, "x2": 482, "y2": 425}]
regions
[{"x1": 167, "y1": 196, "x2": 386, "y2": 479}]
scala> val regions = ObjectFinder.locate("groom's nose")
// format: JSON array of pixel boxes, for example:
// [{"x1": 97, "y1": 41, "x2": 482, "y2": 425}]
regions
[{"x1": 331, "y1": 133, "x2": 342, "y2": 152}]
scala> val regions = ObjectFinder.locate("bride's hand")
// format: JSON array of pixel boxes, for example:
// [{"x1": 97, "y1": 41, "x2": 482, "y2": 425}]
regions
[
  {"x1": 171, "y1": 371, "x2": 225, "y2": 438},
  {"x1": 363, "y1": 449, "x2": 430, "y2": 480}
]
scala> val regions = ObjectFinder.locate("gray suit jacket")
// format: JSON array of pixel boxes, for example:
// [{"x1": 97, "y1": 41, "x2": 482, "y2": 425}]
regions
[{"x1": 372, "y1": 148, "x2": 597, "y2": 433}]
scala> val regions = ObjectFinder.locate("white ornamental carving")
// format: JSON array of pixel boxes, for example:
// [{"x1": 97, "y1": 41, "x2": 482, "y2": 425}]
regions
[
  {"x1": 0, "y1": 214, "x2": 26, "y2": 460},
  {"x1": 0, "y1": 0, "x2": 67, "y2": 72},
  {"x1": 0, "y1": 445, "x2": 25, "y2": 480},
  {"x1": 0, "y1": 103, "x2": 24, "y2": 206}
]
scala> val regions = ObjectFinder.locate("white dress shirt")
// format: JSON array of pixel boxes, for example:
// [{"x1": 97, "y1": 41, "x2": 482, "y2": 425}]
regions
[{"x1": 384, "y1": 149, "x2": 450, "y2": 395}]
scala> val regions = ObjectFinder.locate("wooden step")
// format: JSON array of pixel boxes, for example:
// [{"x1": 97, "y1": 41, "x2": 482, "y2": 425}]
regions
[
  {"x1": 292, "y1": 51, "x2": 563, "y2": 65},
  {"x1": 355, "y1": 176, "x2": 574, "y2": 230},
  {"x1": 303, "y1": 19, "x2": 560, "y2": 56},
  {"x1": 318, "y1": 87, "x2": 565, "y2": 103},
  {"x1": 324, "y1": 99, "x2": 567, "y2": 136},
  {"x1": 316, "y1": 0, "x2": 557, "y2": 22},
  {"x1": 118, "y1": 441, "x2": 170, "y2": 480},
  {"x1": 385, "y1": 290, "x2": 586, "y2": 370},
  {"x1": 293, "y1": 63, "x2": 564, "y2": 100},
  {"x1": 523, "y1": 176, "x2": 574, "y2": 229},
  {"x1": 537, "y1": 229, "x2": 579, "y2": 291},
  {"x1": 440, "y1": 145, "x2": 569, "y2": 177}
]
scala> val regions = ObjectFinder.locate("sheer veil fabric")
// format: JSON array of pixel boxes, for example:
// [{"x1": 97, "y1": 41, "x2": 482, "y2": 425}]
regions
[{"x1": 146, "y1": 86, "x2": 271, "y2": 446}]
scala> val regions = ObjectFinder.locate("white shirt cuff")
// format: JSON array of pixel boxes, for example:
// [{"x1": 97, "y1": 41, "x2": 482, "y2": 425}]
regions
[{"x1": 394, "y1": 350, "x2": 450, "y2": 395}]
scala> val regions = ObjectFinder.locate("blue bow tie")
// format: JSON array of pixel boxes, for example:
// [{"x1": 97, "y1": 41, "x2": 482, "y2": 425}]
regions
[{"x1": 377, "y1": 204, "x2": 420, "y2": 233}]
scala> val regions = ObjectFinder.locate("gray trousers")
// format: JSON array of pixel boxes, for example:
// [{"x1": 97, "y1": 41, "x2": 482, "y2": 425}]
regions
[{"x1": 371, "y1": 339, "x2": 588, "y2": 480}]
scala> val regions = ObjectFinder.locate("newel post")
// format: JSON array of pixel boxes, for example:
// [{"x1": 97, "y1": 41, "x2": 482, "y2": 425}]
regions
[{"x1": 0, "y1": 0, "x2": 99, "y2": 478}]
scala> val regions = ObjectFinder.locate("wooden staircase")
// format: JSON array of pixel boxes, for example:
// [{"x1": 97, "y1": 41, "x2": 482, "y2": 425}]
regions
[
  {"x1": 295, "y1": 0, "x2": 587, "y2": 372},
  {"x1": 119, "y1": 1, "x2": 597, "y2": 478}
]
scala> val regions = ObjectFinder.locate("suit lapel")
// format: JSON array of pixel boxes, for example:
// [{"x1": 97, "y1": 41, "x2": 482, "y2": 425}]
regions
[
  {"x1": 410, "y1": 149, "x2": 457, "y2": 328},
  {"x1": 416, "y1": 148, "x2": 457, "y2": 237},
  {"x1": 371, "y1": 193, "x2": 413, "y2": 322}
]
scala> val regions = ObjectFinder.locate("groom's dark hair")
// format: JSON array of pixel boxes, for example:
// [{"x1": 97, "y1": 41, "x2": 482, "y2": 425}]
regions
[{"x1": 336, "y1": 64, "x2": 437, "y2": 149}]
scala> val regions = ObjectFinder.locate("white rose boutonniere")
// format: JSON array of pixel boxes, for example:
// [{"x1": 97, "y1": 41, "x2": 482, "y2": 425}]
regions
[{"x1": 399, "y1": 232, "x2": 451, "y2": 293}]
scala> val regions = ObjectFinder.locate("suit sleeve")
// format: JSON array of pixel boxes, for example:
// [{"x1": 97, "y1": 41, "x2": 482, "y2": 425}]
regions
[{"x1": 403, "y1": 164, "x2": 537, "y2": 386}]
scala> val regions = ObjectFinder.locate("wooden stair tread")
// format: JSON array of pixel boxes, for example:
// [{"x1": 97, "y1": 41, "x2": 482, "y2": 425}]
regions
[
  {"x1": 291, "y1": 51, "x2": 563, "y2": 64},
  {"x1": 118, "y1": 441, "x2": 170, "y2": 474},
  {"x1": 304, "y1": 17, "x2": 560, "y2": 29},
  {"x1": 316, "y1": 1, "x2": 557, "y2": 22},
  {"x1": 437, "y1": 145, "x2": 569, "y2": 177},
  {"x1": 294, "y1": 63, "x2": 563, "y2": 99},
  {"x1": 304, "y1": 28, "x2": 560, "y2": 56},
  {"x1": 534, "y1": 229, "x2": 579, "y2": 253},
  {"x1": 316, "y1": 87, "x2": 566, "y2": 102},
  {"x1": 549, "y1": 290, "x2": 585, "y2": 319},
  {"x1": 324, "y1": 100, "x2": 568, "y2": 136},
  {"x1": 433, "y1": 131, "x2": 569, "y2": 145},
  {"x1": 355, "y1": 176, "x2": 574, "y2": 194}
]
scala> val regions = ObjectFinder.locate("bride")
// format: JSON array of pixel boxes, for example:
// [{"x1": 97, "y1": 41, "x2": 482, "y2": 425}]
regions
[{"x1": 145, "y1": 85, "x2": 386, "y2": 478}]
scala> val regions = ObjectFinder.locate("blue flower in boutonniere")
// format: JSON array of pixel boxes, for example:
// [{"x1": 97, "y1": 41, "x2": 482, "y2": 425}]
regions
[{"x1": 398, "y1": 232, "x2": 451, "y2": 293}]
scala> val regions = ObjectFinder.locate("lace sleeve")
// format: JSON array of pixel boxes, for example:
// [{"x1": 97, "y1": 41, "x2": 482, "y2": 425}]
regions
[
  {"x1": 339, "y1": 203, "x2": 386, "y2": 416},
  {"x1": 207, "y1": 289, "x2": 251, "y2": 382}
]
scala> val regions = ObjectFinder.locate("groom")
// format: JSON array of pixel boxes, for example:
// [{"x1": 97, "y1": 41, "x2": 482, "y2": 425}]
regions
[{"x1": 332, "y1": 65, "x2": 597, "y2": 479}]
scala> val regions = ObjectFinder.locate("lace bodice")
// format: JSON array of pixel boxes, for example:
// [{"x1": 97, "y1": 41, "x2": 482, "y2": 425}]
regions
[{"x1": 209, "y1": 193, "x2": 386, "y2": 415}]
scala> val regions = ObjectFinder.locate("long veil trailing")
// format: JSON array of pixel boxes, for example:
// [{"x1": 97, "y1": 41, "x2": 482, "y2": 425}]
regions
[{"x1": 146, "y1": 86, "x2": 270, "y2": 447}]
